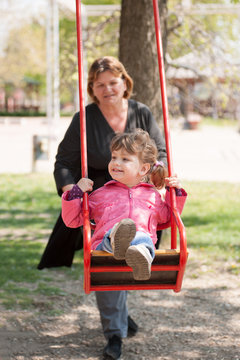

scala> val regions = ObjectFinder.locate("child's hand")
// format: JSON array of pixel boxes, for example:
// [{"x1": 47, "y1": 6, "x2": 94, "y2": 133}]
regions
[
  {"x1": 77, "y1": 178, "x2": 94, "y2": 193},
  {"x1": 165, "y1": 174, "x2": 181, "y2": 189}
]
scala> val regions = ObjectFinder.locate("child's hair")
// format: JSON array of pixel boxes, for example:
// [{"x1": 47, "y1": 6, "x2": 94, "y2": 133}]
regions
[{"x1": 110, "y1": 129, "x2": 168, "y2": 189}]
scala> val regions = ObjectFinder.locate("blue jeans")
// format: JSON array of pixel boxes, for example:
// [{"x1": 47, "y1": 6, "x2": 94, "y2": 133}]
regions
[
  {"x1": 96, "y1": 230, "x2": 155, "y2": 259},
  {"x1": 95, "y1": 229, "x2": 155, "y2": 339}
]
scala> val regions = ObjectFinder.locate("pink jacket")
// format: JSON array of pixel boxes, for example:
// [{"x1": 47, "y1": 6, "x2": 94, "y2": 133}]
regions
[{"x1": 62, "y1": 180, "x2": 187, "y2": 250}]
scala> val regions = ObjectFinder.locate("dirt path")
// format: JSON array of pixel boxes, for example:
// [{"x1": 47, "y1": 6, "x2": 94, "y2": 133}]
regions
[{"x1": 0, "y1": 250, "x2": 239, "y2": 360}]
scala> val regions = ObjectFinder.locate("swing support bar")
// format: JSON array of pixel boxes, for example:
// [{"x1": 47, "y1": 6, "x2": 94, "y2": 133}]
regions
[
  {"x1": 152, "y1": 0, "x2": 178, "y2": 249},
  {"x1": 75, "y1": 0, "x2": 187, "y2": 294},
  {"x1": 152, "y1": 0, "x2": 187, "y2": 289},
  {"x1": 75, "y1": 0, "x2": 91, "y2": 292}
]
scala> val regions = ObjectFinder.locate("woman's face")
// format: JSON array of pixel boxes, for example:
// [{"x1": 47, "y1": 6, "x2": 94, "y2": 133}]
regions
[{"x1": 92, "y1": 70, "x2": 127, "y2": 106}]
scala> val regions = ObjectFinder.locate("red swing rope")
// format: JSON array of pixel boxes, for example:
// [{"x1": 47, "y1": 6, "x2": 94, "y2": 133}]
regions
[
  {"x1": 152, "y1": 0, "x2": 177, "y2": 248},
  {"x1": 153, "y1": 0, "x2": 187, "y2": 284},
  {"x1": 75, "y1": 0, "x2": 91, "y2": 292}
]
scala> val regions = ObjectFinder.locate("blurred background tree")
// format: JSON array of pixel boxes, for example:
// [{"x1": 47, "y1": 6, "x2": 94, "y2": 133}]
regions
[
  {"x1": 0, "y1": 19, "x2": 45, "y2": 113},
  {"x1": 119, "y1": 0, "x2": 168, "y2": 123}
]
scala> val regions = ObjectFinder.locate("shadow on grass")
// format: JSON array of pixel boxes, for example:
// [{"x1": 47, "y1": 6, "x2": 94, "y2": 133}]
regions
[
  {"x1": 0, "y1": 240, "x2": 46, "y2": 286},
  {"x1": 183, "y1": 212, "x2": 239, "y2": 228},
  {"x1": 183, "y1": 215, "x2": 210, "y2": 227},
  {"x1": 0, "y1": 209, "x2": 59, "y2": 229},
  {"x1": 0, "y1": 240, "x2": 83, "y2": 285},
  {"x1": 0, "y1": 185, "x2": 60, "y2": 229}
]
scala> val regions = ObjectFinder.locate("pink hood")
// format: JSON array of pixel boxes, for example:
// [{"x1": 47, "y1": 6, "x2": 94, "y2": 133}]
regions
[{"x1": 62, "y1": 181, "x2": 187, "y2": 250}]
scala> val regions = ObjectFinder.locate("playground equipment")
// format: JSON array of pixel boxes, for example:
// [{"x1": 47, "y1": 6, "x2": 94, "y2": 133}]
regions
[{"x1": 75, "y1": 0, "x2": 188, "y2": 294}]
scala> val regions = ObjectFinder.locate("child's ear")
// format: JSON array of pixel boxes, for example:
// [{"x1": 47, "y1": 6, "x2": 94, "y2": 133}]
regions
[{"x1": 140, "y1": 163, "x2": 151, "y2": 176}]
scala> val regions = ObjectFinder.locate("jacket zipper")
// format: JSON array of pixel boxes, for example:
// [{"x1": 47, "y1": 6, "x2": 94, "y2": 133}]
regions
[{"x1": 129, "y1": 190, "x2": 132, "y2": 218}]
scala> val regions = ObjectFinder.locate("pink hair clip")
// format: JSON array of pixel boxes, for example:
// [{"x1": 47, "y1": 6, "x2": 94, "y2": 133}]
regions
[{"x1": 153, "y1": 160, "x2": 164, "y2": 171}]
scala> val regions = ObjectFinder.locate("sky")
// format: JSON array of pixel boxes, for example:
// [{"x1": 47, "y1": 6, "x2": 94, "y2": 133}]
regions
[
  {"x1": 0, "y1": 0, "x2": 45, "y2": 55},
  {"x1": 0, "y1": 0, "x2": 76, "y2": 56}
]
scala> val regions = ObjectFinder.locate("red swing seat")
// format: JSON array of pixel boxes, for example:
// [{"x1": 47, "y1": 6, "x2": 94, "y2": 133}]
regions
[{"x1": 75, "y1": 0, "x2": 188, "y2": 294}]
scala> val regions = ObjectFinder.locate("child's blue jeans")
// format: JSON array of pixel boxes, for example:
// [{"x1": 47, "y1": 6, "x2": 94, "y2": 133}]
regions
[{"x1": 96, "y1": 229, "x2": 155, "y2": 259}]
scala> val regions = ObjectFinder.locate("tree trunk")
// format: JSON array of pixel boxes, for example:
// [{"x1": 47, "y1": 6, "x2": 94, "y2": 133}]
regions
[{"x1": 119, "y1": 0, "x2": 168, "y2": 124}]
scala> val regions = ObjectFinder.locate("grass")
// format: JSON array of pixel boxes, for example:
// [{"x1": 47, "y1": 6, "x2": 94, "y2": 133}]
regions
[
  {"x1": 182, "y1": 181, "x2": 240, "y2": 274},
  {"x1": 201, "y1": 116, "x2": 238, "y2": 128},
  {"x1": 0, "y1": 174, "x2": 239, "y2": 310},
  {"x1": 0, "y1": 174, "x2": 83, "y2": 310}
]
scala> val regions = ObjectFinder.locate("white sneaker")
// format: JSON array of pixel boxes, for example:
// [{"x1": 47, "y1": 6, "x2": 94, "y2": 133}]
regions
[
  {"x1": 125, "y1": 244, "x2": 153, "y2": 281},
  {"x1": 110, "y1": 218, "x2": 136, "y2": 260}
]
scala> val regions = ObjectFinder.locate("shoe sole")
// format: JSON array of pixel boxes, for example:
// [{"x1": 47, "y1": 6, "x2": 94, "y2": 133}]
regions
[
  {"x1": 113, "y1": 219, "x2": 136, "y2": 260},
  {"x1": 127, "y1": 315, "x2": 138, "y2": 337},
  {"x1": 103, "y1": 349, "x2": 121, "y2": 360},
  {"x1": 103, "y1": 351, "x2": 121, "y2": 360},
  {"x1": 125, "y1": 245, "x2": 152, "y2": 281},
  {"x1": 103, "y1": 336, "x2": 122, "y2": 360}
]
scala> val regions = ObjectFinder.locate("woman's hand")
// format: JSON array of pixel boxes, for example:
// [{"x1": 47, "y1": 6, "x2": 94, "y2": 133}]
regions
[
  {"x1": 77, "y1": 178, "x2": 94, "y2": 193},
  {"x1": 165, "y1": 174, "x2": 181, "y2": 189}
]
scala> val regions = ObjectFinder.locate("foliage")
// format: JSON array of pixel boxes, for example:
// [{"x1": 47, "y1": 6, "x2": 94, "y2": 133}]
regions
[
  {"x1": 59, "y1": 16, "x2": 78, "y2": 105},
  {"x1": 201, "y1": 116, "x2": 238, "y2": 128},
  {"x1": 1, "y1": 0, "x2": 240, "y2": 117},
  {"x1": 0, "y1": 1, "x2": 120, "y2": 107},
  {"x1": 0, "y1": 20, "x2": 46, "y2": 91},
  {"x1": 85, "y1": 13, "x2": 120, "y2": 67},
  {"x1": 168, "y1": 0, "x2": 240, "y2": 59},
  {"x1": 166, "y1": 0, "x2": 240, "y2": 119},
  {"x1": 59, "y1": 7, "x2": 120, "y2": 106}
]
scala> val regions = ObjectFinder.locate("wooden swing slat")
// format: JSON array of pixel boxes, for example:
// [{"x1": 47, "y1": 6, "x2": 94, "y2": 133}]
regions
[
  {"x1": 75, "y1": 0, "x2": 188, "y2": 294},
  {"x1": 90, "y1": 265, "x2": 180, "y2": 273},
  {"x1": 91, "y1": 249, "x2": 182, "y2": 273},
  {"x1": 91, "y1": 249, "x2": 180, "y2": 257},
  {"x1": 90, "y1": 284, "x2": 179, "y2": 292},
  {"x1": 89, "y1": 248, "x2": 188, "y2": 292}
]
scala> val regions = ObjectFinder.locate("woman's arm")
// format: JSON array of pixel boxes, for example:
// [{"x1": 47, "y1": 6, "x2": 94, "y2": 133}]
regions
[
  {"x1": 136, "y1": 101, "x2": 168, "y2": 167},
  {"x1": 54, "y1": 112, "x2": 81, "y2": 196},
  {"x1": 147, "y1": 116, "x2": 168, "y2": 167}
]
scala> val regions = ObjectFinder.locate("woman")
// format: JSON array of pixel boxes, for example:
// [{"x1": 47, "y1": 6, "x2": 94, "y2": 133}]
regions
[{"x1": 38, "y1": 56, "x2": 167, "y2": 360}]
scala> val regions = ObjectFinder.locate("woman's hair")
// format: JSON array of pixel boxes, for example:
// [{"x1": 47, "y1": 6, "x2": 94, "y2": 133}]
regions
[
  {"x1": 87, "y1": 56, "x2": 133, "y2": 103},
  {"x1": 110, "y1": 129, "x2": 168, "y2": 189}
]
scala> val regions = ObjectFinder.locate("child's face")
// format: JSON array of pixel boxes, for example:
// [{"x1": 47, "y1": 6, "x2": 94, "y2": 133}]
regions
[{"x1": 108, "y1": 148, "x2": 149, "y2": 187}]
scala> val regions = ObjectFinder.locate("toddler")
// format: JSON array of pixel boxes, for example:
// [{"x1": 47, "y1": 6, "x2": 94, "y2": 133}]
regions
[{"x1": 62, "y1": 129, "x2": 187, "y2": 280}]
